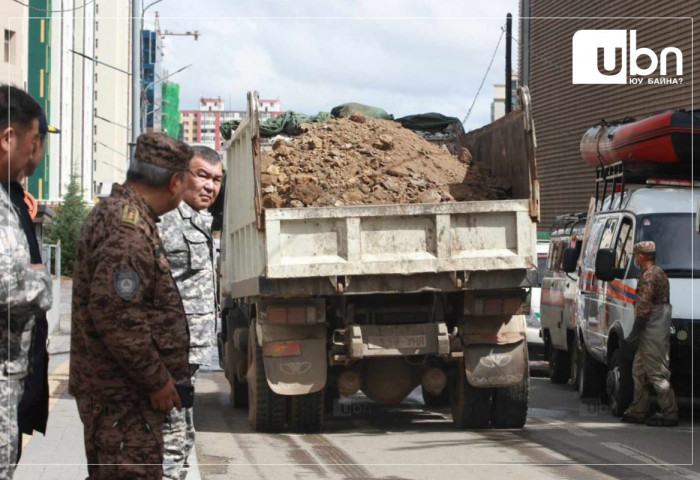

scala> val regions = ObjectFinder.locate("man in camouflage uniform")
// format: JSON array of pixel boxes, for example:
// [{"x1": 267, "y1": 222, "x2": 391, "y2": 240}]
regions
[
  {"x1": 621, "y1": 241, "x2": 679, "y2": 427},
  {"x1": 70, "y1": 132, "x2": 194, "y2": 479},
  {"x1": 0, "y1": 85, "x2": 52, "y2": 478},
  {"x1": 159, "y1": 146, "x2": 223, "y2": 480}
]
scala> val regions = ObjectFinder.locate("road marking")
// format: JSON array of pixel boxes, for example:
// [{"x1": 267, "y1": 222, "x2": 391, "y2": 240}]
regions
[
  {"x1": 532, "y1": 415, "x2": 596, "y2": 437},
  {"x1": 602, "y1": 442, "x2": 700, "y2": 479},
  {"x1": 21, "y1": 359, "x2": 70, "y2": 448}
]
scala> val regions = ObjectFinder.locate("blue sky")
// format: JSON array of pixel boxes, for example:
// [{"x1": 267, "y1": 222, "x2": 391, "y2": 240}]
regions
[{"x1": 150, "y1": 0, "x2": 520, "y2": 131}]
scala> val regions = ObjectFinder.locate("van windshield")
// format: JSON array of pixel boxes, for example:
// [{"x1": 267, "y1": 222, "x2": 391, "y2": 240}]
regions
[{"x1": 635, "y1": 213, "x2": 700, "y2": 278}]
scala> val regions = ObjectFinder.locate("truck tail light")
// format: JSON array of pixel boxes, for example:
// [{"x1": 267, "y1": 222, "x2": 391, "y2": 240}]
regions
[{"x1": 263, "y1": 341, "x2": 302, "y2": 357}]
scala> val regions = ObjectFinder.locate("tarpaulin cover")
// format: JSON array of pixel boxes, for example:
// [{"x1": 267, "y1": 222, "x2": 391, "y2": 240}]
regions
[
  {"x1": 220, "y1": 111, "x2": 332, "y2": 140},
  {"x1": 330, "y1": 102, "x2": 394, "y2": 120},
  {"x1": 396, "y1": 113, "x2": 463, "y2": 133}
]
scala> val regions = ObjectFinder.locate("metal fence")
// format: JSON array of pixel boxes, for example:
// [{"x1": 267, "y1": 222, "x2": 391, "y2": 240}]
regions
[{"x1": 42, "y1": 242, "x2": 62, "y2": 334}]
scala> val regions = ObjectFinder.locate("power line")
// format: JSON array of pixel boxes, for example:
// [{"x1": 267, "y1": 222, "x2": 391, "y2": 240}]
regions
[
  {"x1": 11, "y1": 0, "x2": 96, "y2": 13},
  {"x1": 462, "y1": 26, "x2": 505, "y2": 125}
]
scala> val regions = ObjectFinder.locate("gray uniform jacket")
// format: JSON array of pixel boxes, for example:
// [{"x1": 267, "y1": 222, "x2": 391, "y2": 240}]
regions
[
  {"x1": 0, "y1": 185, "x2": 52, "y2": 377},
  {"x1": 159, "y1": 201, "x2": 217, "y2": 365}
]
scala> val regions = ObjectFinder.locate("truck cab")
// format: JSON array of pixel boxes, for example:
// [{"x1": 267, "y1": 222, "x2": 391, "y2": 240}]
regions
[{"x1": 573, "y1": 185, "x2": 699, "y2": 416}]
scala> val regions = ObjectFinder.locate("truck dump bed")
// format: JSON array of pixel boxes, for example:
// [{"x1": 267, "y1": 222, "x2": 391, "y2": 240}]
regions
[{"x1": 221, "y1": 91, "x2": 538, "y2": 298}]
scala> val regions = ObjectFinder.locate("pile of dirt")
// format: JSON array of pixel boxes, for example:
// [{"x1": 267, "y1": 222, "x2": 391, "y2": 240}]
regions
[{"x1": 260, "y1": 115, "x2": 510, "y2": 208}]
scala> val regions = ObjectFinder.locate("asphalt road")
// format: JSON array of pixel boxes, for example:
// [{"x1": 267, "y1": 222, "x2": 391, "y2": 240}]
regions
[{"x1": 194, "y1": 365, "x2": 699, "y2": 480}]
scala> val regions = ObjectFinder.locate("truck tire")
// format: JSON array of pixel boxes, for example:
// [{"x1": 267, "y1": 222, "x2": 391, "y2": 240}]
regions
[
  {"x1": 606, "y1": 348, "x2": 633, "y2": 417},
  {"x1": 491, "y1": 379, "x2": 529, "y2": 429},
  {"x1": 422, "y1": 385, "x2": 450, "y2": 408},
  {"x1": 247, "y1": 324, "x2": 286, "y2": 432},
  {"x1": 549, "y1": 347, "x2": 571, "y2": 384},
  {"x1": 450, "y1": 364, "x2": 491, "y2": 429},
  {"x1": 225, "y1": 340, "x2": 248, "y2": 408},
  {"x1": 578, "y1": 341, "x2": 605, "y2": 399},
  {"x1": 289, "y1": 391, "x2": 325, "y2": 433}
]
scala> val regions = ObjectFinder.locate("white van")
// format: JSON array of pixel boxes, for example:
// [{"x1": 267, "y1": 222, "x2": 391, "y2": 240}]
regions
[
  {"x1": 526, "y1": 241, "x2": 549, "y2": 360},
  {"x1": 540, "y1": 213, "x2": 587, "y2": 384},
  {"x1": 565, "y1": 186, "x2": 699, "y2": 416}
]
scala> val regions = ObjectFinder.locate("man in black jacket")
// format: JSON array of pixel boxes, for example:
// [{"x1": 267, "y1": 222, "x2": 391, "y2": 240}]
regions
[{"x1": 2, "y1": 108, "x2": 60, "y2": 455}]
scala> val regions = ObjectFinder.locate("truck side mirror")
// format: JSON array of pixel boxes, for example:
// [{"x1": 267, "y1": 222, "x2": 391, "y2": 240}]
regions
[
  {"x1": 562, "y1": 247, "x2": 579, "y2": 273},
  {"x1": 595, "y1": 248, "x2": 623, "y2": 281}
]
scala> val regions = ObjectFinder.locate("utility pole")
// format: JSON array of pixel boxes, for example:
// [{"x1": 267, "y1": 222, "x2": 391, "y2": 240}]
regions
[
  {"x1": 131, "y1": 0, "x2": 142, "y2": 158},
  {"x1": 505, "y1": 13, "x2": 513, "y2": 114}
]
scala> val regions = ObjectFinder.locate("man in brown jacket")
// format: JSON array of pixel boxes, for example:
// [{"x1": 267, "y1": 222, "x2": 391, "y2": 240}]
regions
[
  {"x1": 69, "y1": 132, "x2": 194, "y2": 479},
  {"x1": 621, "y1": 241, "x2": 678, "y2": 427}
]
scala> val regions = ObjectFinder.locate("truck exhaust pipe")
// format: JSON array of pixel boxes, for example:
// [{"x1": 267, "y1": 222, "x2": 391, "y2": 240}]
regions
[
  {"x1": 337, "y1": 369, "x2": 362, "y2": 396},
  {"x1": 422, "y1": 367, "x2": 447, "y2": 395}
]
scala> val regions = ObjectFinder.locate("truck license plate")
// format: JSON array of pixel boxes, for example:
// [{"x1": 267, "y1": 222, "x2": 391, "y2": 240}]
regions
[{"x1": 367, "y1": 335, "x2": 427, "y2": 349}]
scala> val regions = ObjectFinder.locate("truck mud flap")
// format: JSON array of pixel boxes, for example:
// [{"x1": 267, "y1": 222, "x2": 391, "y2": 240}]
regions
[
  {"x1": 260, "y1": 324, "x2": 327, "y2": 395},
  {"x1": 463, "y1": 340, "x2": 528, "y2": 388}
]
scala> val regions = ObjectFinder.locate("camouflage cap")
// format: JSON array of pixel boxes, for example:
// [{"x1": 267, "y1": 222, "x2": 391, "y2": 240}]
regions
[
  {"x1": 633, "y1": 241, "x2": 656, "y2": 254},
  {"x1": 134, "y1": 132, "x2": 193, "y2": 171}
]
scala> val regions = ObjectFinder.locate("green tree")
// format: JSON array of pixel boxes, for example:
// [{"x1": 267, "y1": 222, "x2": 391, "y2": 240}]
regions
[{"x1": 45, "y1": 175, "x2": 90, "y2": 276}]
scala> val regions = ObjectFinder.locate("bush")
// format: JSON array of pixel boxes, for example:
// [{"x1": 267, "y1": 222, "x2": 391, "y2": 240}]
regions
[{"x1": 45, "y1": 176, "x2": 89, "y2": 277}]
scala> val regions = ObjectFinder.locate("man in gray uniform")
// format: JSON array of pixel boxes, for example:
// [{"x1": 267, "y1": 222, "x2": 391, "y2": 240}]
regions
[
  {"x1": 159, "y1": 146, "x2": 223, "y2": 479},
  {"x1": 0, "y1": 85, "x2": 52, "y2": 478},
  {"x1": 621, "y1": 241, "x2": 678, "y2": 427}
]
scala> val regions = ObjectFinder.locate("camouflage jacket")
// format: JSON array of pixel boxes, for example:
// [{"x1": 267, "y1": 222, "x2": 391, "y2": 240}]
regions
[
  {"x1": 159, "y1": 202, "x2": 216, "y2": 365},
  {"x1": 635, "y1": 264, "x2": 670, "y2": 320},
  {"x1": 0, "y1": 184, "x2": 52, "y2": 377},
  {"x1": 69, "y1": 183, "x2": 190, "y2": 402}
]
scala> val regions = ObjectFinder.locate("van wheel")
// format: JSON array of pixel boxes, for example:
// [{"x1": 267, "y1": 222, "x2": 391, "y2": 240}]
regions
[
  {"x1": 491, "y1": 378, "x2": 529, "y2": 429},
  {"x1": 422, "y1": 384, "x2": 450, "y2": 408},
  {"x1": 247, "y1": 323, "x2": 286, "y2": 432},
  {"x1": 450, "y1": 362, "x2": 491, "y2": 429},
  {"x1": 549, "y1": 347, "x2": 571, "y2": 384},
  {"x1": 578, "y1": 341, "x2": 605, "y2": 399},
  {"x1": 225, "y1": 341, "x2": 248, "y2": 408},
  {"x1": 289, "y1": 391, "x2": 325, "y2": 433},
  {"x1": 606, "y1": 349, "x2": 633, "y2": 417}
]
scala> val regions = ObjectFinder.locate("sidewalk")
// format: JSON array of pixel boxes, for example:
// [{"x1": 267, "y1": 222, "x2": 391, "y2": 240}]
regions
[{"x1": 14, "y1": 279, "x2": 202, "y2": 480}]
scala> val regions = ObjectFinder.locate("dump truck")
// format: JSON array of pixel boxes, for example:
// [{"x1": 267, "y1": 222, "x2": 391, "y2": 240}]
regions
[{"x1": 218, "y1": 89, "x2": 539, "y2": 432}]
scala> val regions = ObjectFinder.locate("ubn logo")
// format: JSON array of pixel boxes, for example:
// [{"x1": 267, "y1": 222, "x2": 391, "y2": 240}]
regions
[{"x1": 572, "y1": 30, "x2": 683, "y2": 84}]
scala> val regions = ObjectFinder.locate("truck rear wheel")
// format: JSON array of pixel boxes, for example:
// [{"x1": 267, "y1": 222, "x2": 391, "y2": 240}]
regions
[
  {"x1": 606, "y1": 348, "x2": 633, "y2": 417},
  {"x1": 450, "y1": 363, "x2": 491, "y2": 429},
  {"x1": 491, "y1": 379, "x2": 529, "y2": 428},
  {"x1": 289, "y1": 391, "x2": 325, "y2": 433},
  {"x1": 247, "y1": 323, "x2": 286, "y2": 432},
  {"x1": 549, "y1": 347, "x2": 571, "y2": 384}
]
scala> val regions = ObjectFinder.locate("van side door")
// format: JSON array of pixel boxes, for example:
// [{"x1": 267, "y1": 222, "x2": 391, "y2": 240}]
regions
[
  {"x1": 578, "y1": 216, "x2": 614, "y2": 361},
  {"x1": 607, "y1": 216, "x2": 636, "y2": 340}
]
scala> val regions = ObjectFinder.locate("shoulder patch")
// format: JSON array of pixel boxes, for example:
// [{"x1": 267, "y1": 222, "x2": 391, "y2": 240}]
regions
[
  {"x1": 121, "y1": 205, "x2": 140, "y2": 226},
  {"x1": 114, "y1": 269, "x2": 140, "y2": 301}
]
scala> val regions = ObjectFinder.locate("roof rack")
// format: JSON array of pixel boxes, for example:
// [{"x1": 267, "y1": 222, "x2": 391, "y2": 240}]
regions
[{"x1": 550, "y1": 211, "x2": 587, "y2": 236}]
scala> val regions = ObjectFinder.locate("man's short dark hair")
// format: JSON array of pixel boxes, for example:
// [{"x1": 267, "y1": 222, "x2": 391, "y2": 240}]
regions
[
  {"x1": 0, "y1": 84, "x2": 42, "y2": 135},
  {"x1": 191, "y1": 146, "x2": 221, "y2": 165}
]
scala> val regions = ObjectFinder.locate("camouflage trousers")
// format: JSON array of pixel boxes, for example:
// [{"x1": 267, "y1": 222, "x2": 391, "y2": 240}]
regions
[
  {"x1": 625, "y1": 304, "x2": 678, "y2": 420},
  {"x1": 0, "y1": 376, "x2": 24, "y2": 479},
  {"x1": 76, "y1": 397, "x2": 165, "y2": 480},
  {"x1": 162, "y1": 366, "x2": 198, "y2": 480}
]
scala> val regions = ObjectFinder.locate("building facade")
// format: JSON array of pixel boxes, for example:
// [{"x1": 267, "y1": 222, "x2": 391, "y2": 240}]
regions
[
  {"x1": 26, "y1": 0, "x2": 51, "y2": 199},
  {"x1": 520, "y1": 0, "x2": 699, "y2": 229},
  {"x1": 180, "y1": 97, "x2": 282, "y2": 150},
  {"x1": 491, "y1": 74, "x2": 520, "y2": 122},
  {"x1": 0, "y1": 0, "x2": 28, "y2": 89}
]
